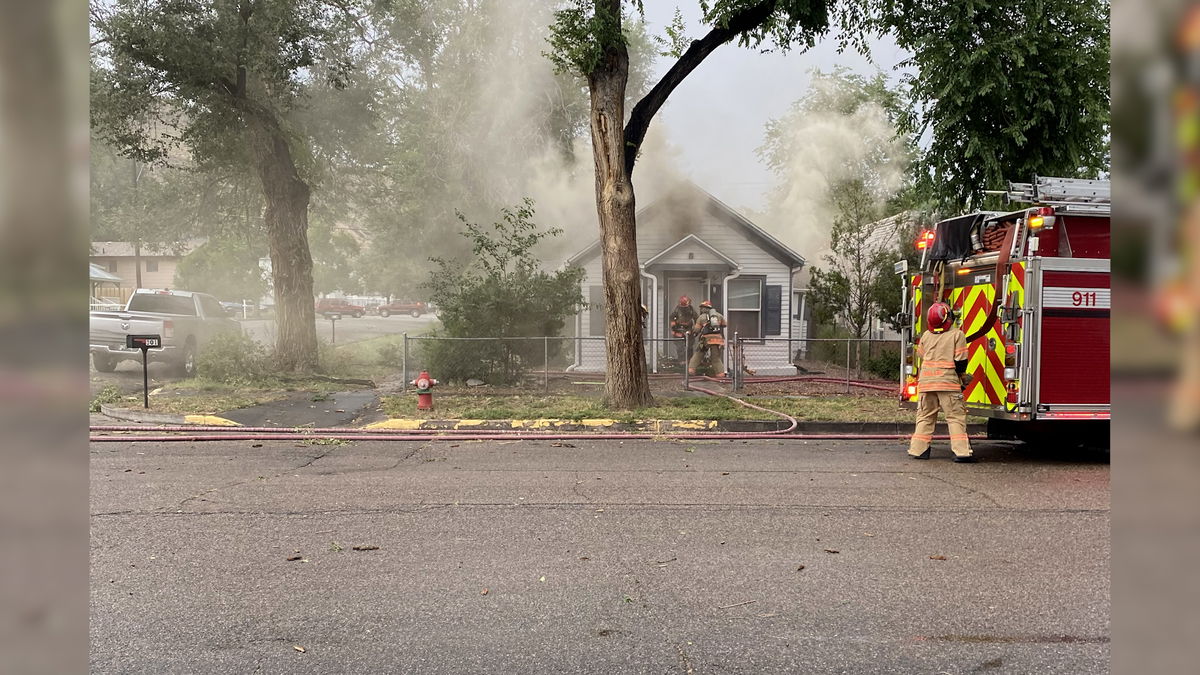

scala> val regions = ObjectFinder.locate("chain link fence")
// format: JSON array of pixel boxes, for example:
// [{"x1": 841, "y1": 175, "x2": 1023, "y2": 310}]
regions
[{"x1": 393, "y1": 333, "x2": 901, "y2": 394}]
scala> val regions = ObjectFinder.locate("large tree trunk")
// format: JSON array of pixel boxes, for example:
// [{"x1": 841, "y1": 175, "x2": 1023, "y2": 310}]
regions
[
  {"x1": 248, "y1": 117, "x2": 319, "y2": 372},
  {"x1": 588, "y1": 1, "x2": 651, "y2": 409}
]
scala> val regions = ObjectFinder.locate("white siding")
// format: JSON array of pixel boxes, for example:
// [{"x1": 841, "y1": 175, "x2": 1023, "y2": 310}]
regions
[{"x1": 570, "y1": 198, "x2": 803, "y2": 373}]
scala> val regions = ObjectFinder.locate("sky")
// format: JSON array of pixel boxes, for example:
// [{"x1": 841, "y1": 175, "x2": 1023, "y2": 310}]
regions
[{"x1": 637, "y1": 4, "x2": 912, "y2": 213}]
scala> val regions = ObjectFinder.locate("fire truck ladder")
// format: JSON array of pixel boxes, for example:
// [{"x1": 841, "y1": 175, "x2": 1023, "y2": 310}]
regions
[{"x1": 1001, "y1": 176, "x2": 1111, "y2": 214}]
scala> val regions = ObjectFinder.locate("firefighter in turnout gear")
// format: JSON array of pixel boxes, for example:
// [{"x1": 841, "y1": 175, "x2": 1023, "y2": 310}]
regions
[
  {"x1": 669, "y1": 295, "x2": 699, "y2": 363},
  {"x1": 909, "y1": 302, "x2": 975, "y2": 462},
  {"x1": 688, "y1": 299, "x2": 728, "y2": 377}
]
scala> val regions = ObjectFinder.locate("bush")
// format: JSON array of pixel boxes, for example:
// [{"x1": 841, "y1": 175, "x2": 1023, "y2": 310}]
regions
[
  {"x1": 377, "y1": 338, "x2": 404, "y2": 367},
  {"x1": 421, "y1": 200, "x2": 584, "y2": 385},
  {"x1": 196, "y1": 330, "x2": 272, "y2": 384},
  {"x1": 317, "y1": 339, "x2": 357, "y2": 377},
  {"x1": 865, "y1": 351, "x2": 900, "y2": 380}
]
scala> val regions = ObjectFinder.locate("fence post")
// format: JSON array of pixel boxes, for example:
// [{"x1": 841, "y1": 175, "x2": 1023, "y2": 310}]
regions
[
  {"x1": 845, "y1": 338, "x2": 851, "y2": 394},
  {"x1": 544, "y1": 336, "x2": 550, "y2": 393},
  {"x1": 402, "y1": 332, "x2": 409, "y2": 392},
  {"x1": 732, "y1": 332, "x2": 740, "y2": 393},
  {"x1": 683, "y1": 333, "x2": 690, "y2": 389}
]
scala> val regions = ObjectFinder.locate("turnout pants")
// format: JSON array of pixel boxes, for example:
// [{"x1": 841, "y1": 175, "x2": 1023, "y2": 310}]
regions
[
  {"x1": 688, "y1": 344, "x2": 725, "y2": 375},
  {"x1": 909, "y1": 391, "x2": 972, "y2": 458}
]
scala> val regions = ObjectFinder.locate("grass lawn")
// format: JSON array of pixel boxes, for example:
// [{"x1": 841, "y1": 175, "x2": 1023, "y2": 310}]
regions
[
  {"x1": 379, "y1": 392, "x2": 926, "y2": 423},
  {"x1": 90, "y1": 376, "x2": 371, "y2": 416}
]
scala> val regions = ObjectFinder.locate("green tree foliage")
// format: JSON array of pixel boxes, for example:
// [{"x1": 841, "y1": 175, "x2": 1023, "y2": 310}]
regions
[
  {"x1": 91, "y1": 0, "x2": 416, "y2": 371},
  {"x1": 308, "y1": 220, "x2": 362, "y2": 297},
  {"x1": 876, "y1": 0, "x2": 1111, "y2": 209},
  {"x1": 422, "y1": 199, "x2": 585, "y2": 383},
  {"x1": 808, "y1": 180, "x2": 884, "y2": 338},
  {"x1": 174, "y1": 238, "x2": 268, "y2": 302}
]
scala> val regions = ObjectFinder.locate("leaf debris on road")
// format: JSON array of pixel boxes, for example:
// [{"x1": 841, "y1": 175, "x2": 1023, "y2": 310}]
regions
[
  {"x1": 929, "y1": 555, "x2": 948, "y2": 560},
  {"x1": 718, "y1": 600, "x2": 757, "y2": 609},
  {"x1": 293, "y1": 645, "x2": 306, "y2": 653},
  {"x1": 352, "y1": 545, "x2": 379, "y2": 551},
  {"x1": 824, "y1": 549, "x2": 840, "y2": 554}
]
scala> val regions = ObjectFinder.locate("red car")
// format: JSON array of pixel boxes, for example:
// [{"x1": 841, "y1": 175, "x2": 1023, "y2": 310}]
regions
[
  {"x1": 315, "y1": 298, "x2": 365, "y2": 318},
  {"x1": 376, "y1": 300, "x2": 428, "y2": 317}
]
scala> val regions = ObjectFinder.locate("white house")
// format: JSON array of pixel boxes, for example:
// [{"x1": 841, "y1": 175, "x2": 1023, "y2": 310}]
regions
[{"x1": 564, "y1": 183, "x2": 809, "y2": 372}]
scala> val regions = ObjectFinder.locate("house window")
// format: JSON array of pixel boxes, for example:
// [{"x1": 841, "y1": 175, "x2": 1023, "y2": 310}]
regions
[
  {"x1": 146, "y1": 260, "x2": 159, "y2": 272},
  {"x1": 727, "y1": 277, "x2": 763, "y2": 339}
]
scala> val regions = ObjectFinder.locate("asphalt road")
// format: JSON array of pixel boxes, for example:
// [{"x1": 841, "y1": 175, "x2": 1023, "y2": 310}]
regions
[
  {"x1": 90, "y1": 315, "x2": 435, "y2": 396},
  {"x1": 90, "y1": 438, "x2": 1109, "y2": 674}
]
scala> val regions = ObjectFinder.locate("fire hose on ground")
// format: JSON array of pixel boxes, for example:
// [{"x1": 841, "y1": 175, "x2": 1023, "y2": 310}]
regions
[{"x1": 89, "y1": 374, "x2": 969, "y2": 443}]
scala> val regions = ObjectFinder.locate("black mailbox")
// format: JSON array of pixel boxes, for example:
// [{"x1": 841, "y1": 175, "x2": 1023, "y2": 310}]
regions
[{"x1": 126, "y1": 334, "x2": 162, "y2": 349}]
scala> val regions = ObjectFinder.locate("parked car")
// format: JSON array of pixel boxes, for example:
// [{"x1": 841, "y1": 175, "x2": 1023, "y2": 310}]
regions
[
  {"x1": 315, "y1": 298, "x2": 365, "y2": 318},
  {"x1": 220, "y1": 300, "x2": 270, "y2": 318},
  {"x1": 376, "y1": 300, "x2": 428, "y2": 317},
  {"x1": 89, "y1": 288, "x2": 241, "y2": 376}
]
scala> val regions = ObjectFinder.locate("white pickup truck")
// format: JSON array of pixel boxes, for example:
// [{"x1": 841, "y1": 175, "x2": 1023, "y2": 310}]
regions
[{"x1": 89, "y1": 289, "x2": 240, "y2": 376}]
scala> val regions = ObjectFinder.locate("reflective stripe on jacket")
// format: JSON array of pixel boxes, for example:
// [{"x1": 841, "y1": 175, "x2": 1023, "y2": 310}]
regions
[{"x1": 916, "y1": 327, "x2": 968, "y2": 393}]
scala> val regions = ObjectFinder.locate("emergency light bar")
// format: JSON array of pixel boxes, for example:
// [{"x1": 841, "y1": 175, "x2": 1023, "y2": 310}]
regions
[{"x1": 916, "y1": 230, "x2": 936, "y2": 250}]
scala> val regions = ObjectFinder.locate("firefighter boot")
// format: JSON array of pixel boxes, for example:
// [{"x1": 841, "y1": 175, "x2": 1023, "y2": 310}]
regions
[{"x1": 909, "y1": 393, "x2": 938, "y2": 458}]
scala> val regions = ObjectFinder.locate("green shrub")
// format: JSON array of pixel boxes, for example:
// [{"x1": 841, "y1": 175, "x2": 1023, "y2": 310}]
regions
[
  {"x1": 376, "y1": 338, "x2": 404, "y2": 367},
  {"x1": 196, "y1": 331, "x2": 272, "y2": 384},
  {"x1": 318, "y1": 339, "x2": 357, "y2": 377},
  {"x1": 865, "y1": 351, "x2": 900, "y2": 380},
  {"x1": 421, "y1": 200, "x2": 584, "y2": 385}
]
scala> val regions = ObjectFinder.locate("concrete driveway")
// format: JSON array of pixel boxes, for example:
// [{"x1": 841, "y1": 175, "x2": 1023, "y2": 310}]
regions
[{"x1": 91, "y1": 438, "x2": 1109, "y2": 673}]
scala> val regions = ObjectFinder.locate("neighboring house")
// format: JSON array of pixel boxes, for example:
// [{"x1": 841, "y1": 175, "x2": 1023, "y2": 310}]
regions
[
  {"x1": 89, "y1": 239, "x2": 206, "y2": 304},
  {"x1": 564, "y1": 183, "x2": 808, "y2": 372},
  {"x1": 89, "y1": 263, "x2": 124, "y2": 309}
]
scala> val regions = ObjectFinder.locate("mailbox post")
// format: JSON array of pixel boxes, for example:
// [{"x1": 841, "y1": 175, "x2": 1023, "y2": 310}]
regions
[
  {"x1": 328, "y1": 313, "x2": 341, "y2": 343},
  {"x1": 125, "y1": 334, "x2": 162, "y2": 408}
]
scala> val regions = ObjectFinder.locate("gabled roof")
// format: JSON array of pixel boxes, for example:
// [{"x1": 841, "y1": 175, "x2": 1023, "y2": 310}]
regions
[
  {"x1": 642, "y1": 233, "x2": 739, "y2": 268},
  {"x1": 565, "y1": 182, "x2": 806, "y2": 268}
]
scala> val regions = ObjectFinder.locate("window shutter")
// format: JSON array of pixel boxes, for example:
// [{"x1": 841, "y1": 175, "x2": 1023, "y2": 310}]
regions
[{"x1": 764, "y1": 285, "x2": 782, "y2": 335}]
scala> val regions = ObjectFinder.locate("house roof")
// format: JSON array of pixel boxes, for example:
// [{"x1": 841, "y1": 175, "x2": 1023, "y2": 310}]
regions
[
  {"x1": 642, "y1": 233, "x2": 739, "y2": 269},
  {"x1": 565, "y1": 183, "x2": 806, "y2": 269},
  {"x1": 89, "y1": 263, "x2": 122, "y2": 283},
  {"x1": 90, "y1": 239, "x2": 206, "y2": 258}
]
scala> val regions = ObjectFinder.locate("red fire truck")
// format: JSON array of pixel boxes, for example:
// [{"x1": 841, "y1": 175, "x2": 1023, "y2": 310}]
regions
[{"x1": 897, "y1": 177, "x2": 1110, "y2": 444}]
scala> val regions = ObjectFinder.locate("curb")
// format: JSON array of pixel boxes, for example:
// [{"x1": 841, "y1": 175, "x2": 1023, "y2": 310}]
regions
[
  {"x1": 98, "y1": 404, "x2": 241, "y2": 427},
  {"x1": 362, "y1": 418, "x2": 988, "y2": 435}
]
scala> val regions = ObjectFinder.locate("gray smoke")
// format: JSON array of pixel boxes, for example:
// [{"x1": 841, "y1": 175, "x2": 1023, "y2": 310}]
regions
[{"x1": 757, "y1": 78, "x2": 909, "y2": 260}]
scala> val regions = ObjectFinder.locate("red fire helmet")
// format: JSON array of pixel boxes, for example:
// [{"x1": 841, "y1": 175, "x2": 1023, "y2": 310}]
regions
[
  {"x1": 678, "y1": 295, "x2": 690, "y2": 307},
  {"x1": 699, "y1": 299, "x2": 713, "y2": 309},
  {"x1": 926, "y1": 302, "x2": 953, "y2": 331}
]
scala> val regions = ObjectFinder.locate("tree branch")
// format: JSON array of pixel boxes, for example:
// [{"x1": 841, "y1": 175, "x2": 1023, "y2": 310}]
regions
[{"x1": 623, "y1": 0, "x2": 778, "y2": 178}]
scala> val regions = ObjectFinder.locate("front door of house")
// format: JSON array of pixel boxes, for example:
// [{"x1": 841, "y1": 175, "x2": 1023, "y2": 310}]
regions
[{"x1": 665, "y1": 274, "x2": 707, "y2": 334}]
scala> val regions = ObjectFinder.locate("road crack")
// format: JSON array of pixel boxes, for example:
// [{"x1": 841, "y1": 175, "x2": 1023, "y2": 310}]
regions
[{"x1": 923, "y1": 473, "x2": 1003, "y2": 508}]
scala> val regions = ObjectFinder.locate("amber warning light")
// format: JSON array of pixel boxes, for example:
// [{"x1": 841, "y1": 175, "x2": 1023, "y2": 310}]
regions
[
  {"x1": 916, "y1": 230, "x2": 935, "y2": 250},
  {"x1": 1028, "y1": 206, "x2": 1056, "y2": 230}
]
